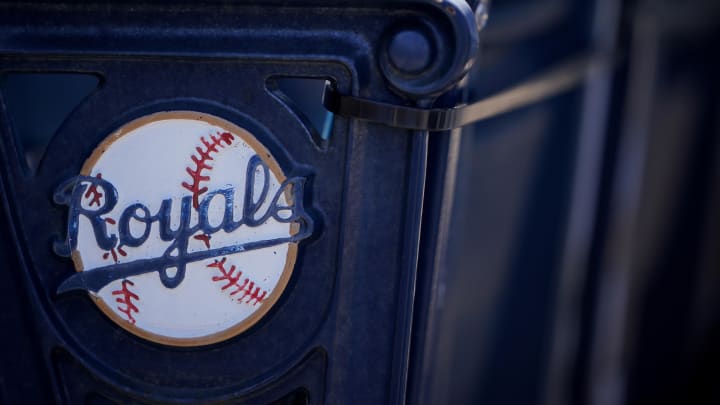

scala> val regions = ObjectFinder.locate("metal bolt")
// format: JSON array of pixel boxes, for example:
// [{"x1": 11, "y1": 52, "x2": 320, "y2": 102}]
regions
[{"x1": 387, "y1": 30, "x2": 432, "y2": 74}]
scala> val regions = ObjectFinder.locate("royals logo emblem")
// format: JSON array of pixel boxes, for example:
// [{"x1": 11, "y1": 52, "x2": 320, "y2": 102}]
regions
[{"x1": 53, "y1": 111, "x2": 313, "y2": 346}]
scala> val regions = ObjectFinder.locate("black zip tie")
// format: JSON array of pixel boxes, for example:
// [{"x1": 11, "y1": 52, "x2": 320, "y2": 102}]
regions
[{"x1": 323, "y1": 54, "x2": 610, "y2": 131}]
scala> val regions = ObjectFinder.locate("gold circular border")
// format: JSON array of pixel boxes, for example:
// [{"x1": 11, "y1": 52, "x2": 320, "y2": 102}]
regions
[{"x1": 74, "y1": 110, "x2": 299, "y2": 347}]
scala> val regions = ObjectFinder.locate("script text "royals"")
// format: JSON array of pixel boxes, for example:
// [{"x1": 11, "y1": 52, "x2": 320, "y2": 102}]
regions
[{"x1": 53, "y1": 155, "x2": 311, "y2": 289}]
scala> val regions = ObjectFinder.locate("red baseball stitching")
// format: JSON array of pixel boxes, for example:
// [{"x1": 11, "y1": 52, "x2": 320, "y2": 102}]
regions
[
  {"x1": 112, "y1": 279, "x2": 140, "y2": 324},
  {"x1": 83, "y1": 174, "x2": 137, "y2": 322},
  {"x1": 181, "y1": 132, "x2": 235, "y2": 209},
  {"x1": 84, "y1": 173, "x2": 104, "y2": 207},
  {"x1": 207, "y1": 258, "x2": 267, "y2": 305},
  {"x1": 100, "y1": 218, "x2": 128, "y2": 262},
  {"x1": 82, "y1": 173, "x2": 127, "y2": 263},
  {"x1": 193, "y1": 233, "x2": 211, "y2": 249},
  {"x1": 102, "y1": 245, "x2": 127, "y2": 262}
]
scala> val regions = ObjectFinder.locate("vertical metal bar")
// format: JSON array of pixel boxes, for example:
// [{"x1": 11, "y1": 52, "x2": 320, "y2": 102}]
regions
[
  {"x1": 408, "y1": 125, "x2": 463, "y2": 405},
  {"x1": 390, "y1": 129, "x2": 429, "y2": 404}
]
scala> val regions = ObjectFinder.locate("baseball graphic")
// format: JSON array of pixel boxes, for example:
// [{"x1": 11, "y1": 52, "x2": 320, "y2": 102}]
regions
[{"x1": 53, "y1": 111, "x2": 313, "y2": 346}]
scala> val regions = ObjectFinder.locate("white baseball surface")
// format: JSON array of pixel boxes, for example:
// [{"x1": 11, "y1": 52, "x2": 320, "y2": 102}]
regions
[{"x1": 73, "y1": 113, "x2": 294, "y2": 344}]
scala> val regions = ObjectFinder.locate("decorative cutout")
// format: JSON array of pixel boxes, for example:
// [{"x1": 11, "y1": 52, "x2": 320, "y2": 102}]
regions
[
  {"x1": 267, "y1": 77, "x2": 334, "y2": 146},
  {"x1": 0, "y1": 73, "x2": 100, "y2": 171}
]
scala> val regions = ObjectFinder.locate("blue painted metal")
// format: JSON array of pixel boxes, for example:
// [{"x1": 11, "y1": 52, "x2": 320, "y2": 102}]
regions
[
  {"x1": 3, "y1": 1, "x2": 719, "y2": 404},
  {"x1": 0, "y1": 1, "x2": 479, "y2": 404}
]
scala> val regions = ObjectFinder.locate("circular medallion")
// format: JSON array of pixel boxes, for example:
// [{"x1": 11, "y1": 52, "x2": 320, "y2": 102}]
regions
[{"x1": 54, "y1": 111, "x2": 313, "y2": 346}]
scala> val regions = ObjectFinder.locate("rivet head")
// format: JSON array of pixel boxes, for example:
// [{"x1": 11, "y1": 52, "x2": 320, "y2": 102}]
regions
[{"x1": 387, "y1": 30, "x2": 433, "y2": 75}]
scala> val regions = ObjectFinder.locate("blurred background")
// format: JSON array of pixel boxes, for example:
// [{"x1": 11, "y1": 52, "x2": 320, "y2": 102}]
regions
[
  {"x1": 414, "y1": 0, "x2": 720, "y2": 404},
  {"x1": 1, "y1": 0, "x2": 719, "y2": 404}
]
